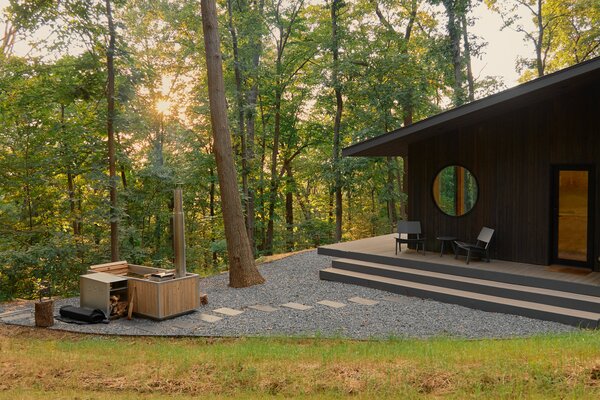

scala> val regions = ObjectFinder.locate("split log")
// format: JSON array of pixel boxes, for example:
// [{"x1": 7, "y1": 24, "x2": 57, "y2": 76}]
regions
[{"x1": 127, "y1": 287, "x2": 137, "y2": 320}]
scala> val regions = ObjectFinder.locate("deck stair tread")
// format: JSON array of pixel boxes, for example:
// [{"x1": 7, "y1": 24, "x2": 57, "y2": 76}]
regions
[
  {"x1": 317, "y1": 234, "x2": 600, "y2": 291},
  {"x1": 332, "y1": 258, "x2": 600, "y2": 304},
  {"x1": 321, "y1": 267, "x2": 600, "y2": 323}
]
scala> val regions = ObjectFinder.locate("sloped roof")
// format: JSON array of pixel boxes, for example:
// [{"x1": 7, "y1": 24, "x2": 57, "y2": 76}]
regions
[{"x1": 343, "y1": 57, "x2": 600, "y2": 157}]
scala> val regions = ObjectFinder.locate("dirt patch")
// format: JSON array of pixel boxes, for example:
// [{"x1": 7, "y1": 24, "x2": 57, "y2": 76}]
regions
[
  {"x1": 410, "y1": 370, "x2": 455, "y2": 395},
  {"x1": 256, "y1": 248, "x2": 314, "y2": 265}
]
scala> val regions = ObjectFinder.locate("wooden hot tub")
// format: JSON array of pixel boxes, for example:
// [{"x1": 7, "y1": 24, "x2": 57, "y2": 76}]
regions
[{"x1": 87, "y1": 261, "x2": 200, "y2": 320}]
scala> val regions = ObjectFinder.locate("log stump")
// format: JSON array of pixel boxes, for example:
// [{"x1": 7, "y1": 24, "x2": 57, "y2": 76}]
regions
[
  {"x1": 200, "y1": 293, "x2": 208, "y2": 305},
  {"x1": 35, "y1": 299, "x2": 54, "y2": 327}
]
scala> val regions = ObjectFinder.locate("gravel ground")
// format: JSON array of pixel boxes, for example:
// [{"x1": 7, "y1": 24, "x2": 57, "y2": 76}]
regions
[{"x1": 0, "y1": 250, "x2": 577, "y2": 339}]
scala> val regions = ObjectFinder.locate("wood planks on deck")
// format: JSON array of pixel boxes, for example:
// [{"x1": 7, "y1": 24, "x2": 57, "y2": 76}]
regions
[
  {"x1": 318, "y1": 234, "x2": 600, "y2": 287},
  {"x1": 318, "y1": 235, "x2": 600, "y2": 327}
]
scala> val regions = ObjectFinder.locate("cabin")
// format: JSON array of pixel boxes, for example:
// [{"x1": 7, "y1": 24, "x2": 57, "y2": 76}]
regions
[{"x1": 318, "y1": 57, "x2": 600, "y2": 327}]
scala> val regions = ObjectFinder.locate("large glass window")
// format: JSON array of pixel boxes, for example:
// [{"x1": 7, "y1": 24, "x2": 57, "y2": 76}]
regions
[
  {"x1": 433, "y1": 165, "x2": 478, "y2": 217},
  {"x1": 557, "y1": 170, "x2": 589, "y2": 262}
]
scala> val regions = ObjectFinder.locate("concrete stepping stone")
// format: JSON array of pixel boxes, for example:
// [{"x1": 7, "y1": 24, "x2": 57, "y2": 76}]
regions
[
  {"x1": 213, "y1": 307, "x2": 244, "y2": 316},
  {"x1": 281, "y1": 302, "x2": 313, "y2": 311},
  {"x1": 348, "y1": 296, "x2": 379, "y2": 306},
  {"x1": 1, "y1": 311, "x2": 33, "y2": 322},
  {"x1": 317, "y1": 300, "x2": 346, "y2": 309},
  {"x1": 0, "y1": 309, "x2": 31, "y2": 318},
  {"x1": 248, "y1": 305, "x2": 279, "y2": 312},
  {"x1": 200, "y1": 313, "x2": 223, "y2": 323}
]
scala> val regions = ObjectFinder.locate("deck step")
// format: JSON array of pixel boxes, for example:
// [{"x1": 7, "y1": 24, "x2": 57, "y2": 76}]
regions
[
  {"x1": 331, "y1": 258, "x2": 600, "y2": 313},
  {"x1": 320, "y1": 267, "x2": 600, "y2": 328},
  {"x1": 318, "y1": 242, "x2": 600, "y2": 297}
]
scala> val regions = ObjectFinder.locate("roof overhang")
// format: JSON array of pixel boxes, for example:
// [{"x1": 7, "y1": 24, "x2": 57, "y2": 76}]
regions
[{"x1": 343, "y1": 57, "x2": 600, "y2": 157}]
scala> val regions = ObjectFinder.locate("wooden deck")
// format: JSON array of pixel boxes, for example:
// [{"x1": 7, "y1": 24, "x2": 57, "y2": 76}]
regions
[
  {"x1": 318, "y1": 235, "x2": 600, "y2": 327},
  {"x1": 319, "y1": 234, "x2": 600, "y2": 288}
]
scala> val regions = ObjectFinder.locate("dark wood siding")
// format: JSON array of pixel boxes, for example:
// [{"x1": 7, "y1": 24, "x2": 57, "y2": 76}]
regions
[{"x1": 408, "y1": 82, "x2": 600, "y2": 269}]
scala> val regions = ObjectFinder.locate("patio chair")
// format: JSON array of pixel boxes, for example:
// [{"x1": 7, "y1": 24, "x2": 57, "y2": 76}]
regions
[
  {"x1": 454, "y1": 227, "x2": 494, "y2": 264},
  {"x1": 395, "y1": 221, "x2": 426, "y2": 255}
]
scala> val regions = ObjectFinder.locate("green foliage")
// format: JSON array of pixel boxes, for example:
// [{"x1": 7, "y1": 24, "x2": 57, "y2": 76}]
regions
[
  {"x1": 0, "y1": 233, "x2": 88, "y2": 300},
  {"x1": 485, "y1": 0, "x2": 600, "y2": 79},
  {"x1": 1, "y1": 0, "x2": 596, "y2": 299}
]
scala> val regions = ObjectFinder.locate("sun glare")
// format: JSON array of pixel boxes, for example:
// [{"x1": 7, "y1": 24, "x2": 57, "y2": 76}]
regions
[{"x1": 156, "y1": 100, "x2": 171, "y2": 115}]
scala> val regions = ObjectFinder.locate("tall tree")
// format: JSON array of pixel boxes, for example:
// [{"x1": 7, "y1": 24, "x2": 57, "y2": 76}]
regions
[
  {"x1": 262, "y1": 0, "x2": 309, "y2": 254},
  {"x1": 369, "y1": 0, "x2": 422, "y2": 225},
  {"x1": 105, "y1": 0, "x2": 119, "y2": 261},
  {"x1": 437, "y1": 0, "x2": 468, "y2": 105},
  {"x1": 201, "y1": 0, "x2": 264, "y2": 287},
  {"x1": 330, "y1": 0, "x2": 344, "y2": 242},
  {"x1": 485, "y1": 0, "x2": 564, "y2": 78},
  {"x1": 224, "y1": 0, "x2": 265, "y2": 253},
  {"x1": 1, "y1": 17, "x2": 17, "y2": 57},
  {"x1": 461, "y1": 9, "x2": 475, "y2": 101},
  {"x1": 550, "y1": 0, "x2": 600, "y2": 66}
]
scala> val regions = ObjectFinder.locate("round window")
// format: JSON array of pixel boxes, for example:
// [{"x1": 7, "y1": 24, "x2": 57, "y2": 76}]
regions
[{"x1": 432, "y1": 165, "x2": 478, "y2": 216}]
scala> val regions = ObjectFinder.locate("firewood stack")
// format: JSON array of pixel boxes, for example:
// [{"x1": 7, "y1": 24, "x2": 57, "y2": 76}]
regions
[{"x1": 109, "y1": 295, "x2": 129, "y2": 319}]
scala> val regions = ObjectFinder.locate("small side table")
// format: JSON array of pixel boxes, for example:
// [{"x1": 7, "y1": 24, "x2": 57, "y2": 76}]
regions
[{"x1": 436, "y1": 236, "x2": 457, "y2": 257}]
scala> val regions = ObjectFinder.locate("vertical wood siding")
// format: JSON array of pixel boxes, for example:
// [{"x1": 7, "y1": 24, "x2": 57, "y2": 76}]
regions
[{"x1": 408, "y1": 82, "x2": 600, "y2": 269}]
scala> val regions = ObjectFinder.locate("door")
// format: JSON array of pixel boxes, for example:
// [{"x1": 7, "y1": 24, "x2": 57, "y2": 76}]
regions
[{"x1": 551, "y1": 166, "x2": 594, "y2": 267}]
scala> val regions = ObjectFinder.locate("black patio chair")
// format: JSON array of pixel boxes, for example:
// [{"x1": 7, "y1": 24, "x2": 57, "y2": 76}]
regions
[
  {"x1": 454, "y1": 227, "x2": 495, "y2": 264},
  {"x1": 395, "y1": 221, "x2": 426, "y2": 255}
]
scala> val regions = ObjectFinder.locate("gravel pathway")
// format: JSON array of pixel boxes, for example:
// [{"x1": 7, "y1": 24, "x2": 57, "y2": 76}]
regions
[{"x1": 0, "y1": 250, "x2": 577, "y2": 339}]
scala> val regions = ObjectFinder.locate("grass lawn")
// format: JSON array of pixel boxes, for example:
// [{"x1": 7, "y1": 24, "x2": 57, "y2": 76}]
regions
[{"x1": 2, "y1": 325, "x2": 600, "y2": 399}]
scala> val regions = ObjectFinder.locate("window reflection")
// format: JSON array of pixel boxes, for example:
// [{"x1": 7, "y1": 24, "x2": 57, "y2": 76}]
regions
[
  {"x1": 433, "y1": 166, "x2": 478, "y2": 217},
  {"x1": 557, "y1": 170, "x2": 588, "y2": 262}
]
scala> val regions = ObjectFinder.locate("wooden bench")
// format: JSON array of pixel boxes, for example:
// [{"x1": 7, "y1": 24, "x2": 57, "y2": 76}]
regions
[
  {"x1": 89, "y1": 261, "x2": 175, "y2": 278},
  {"x1": 89, "y1": 261, "x2": 130, "y2": 276}
]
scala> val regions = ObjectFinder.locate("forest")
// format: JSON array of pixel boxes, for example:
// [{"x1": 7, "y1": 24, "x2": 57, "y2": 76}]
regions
[{"x1": 0, "y1": 0, "x2": 598, "y2": 299}]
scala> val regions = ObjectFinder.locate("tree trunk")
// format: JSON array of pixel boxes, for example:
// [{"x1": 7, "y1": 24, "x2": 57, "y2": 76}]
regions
[
  {"x1": 120, "y1": 165, "x2": 127, "y2": 189},
  {"x1": 535, "y1": 0, "x2": 545, "y2": 77},
  {"x1": 400, "y1": 114, "x2": 412, "y2": 221},
  {"x1": 399, "y1": 156, "x2": 408, "y2": 220},
  {"x1": 461, "y1": 12, "x2": 475, "y2": 102},
  {"x1": 257, "y1": 98, "x2": 267, "y2": 251},
  {"x1": 264, "y1": 86, "x2": 282, "y2": 255},
  {"x1": 346, "y1": 186, "x2": 352, "y2": 224},
  {"x1": 209, "y1": 166, "x2": 218, "y2": 265},
  {"x1": 244, "y1": 0, "x2": 265, "y2": 253},
  {"x1": 105, "y1": 0, "x2": 119, "y2": 261},
  {"x1": 1, "y1": 20, "x2": 16, "y2": 57},
  {"x1": 386, "y1": 156, "x2": 397, "y2": 233},
  {"x1": 245, "y1": 87, "x2": 258, "y2": 252},
  {"x1": 370, "y1": 188, "x2": 376, "y2": 235},
  {"x1": 201, "y1": 0, "x2": 264, "y2": 287},
  {"x1": 226, "y1": 0, "x2": 253, "y2": 251},
  {"x1": 284, "y1": 162, "x2": 294, "y2": 252},
  {"x1": 67, "y1": 172, "x2": 80, "y2": 235},
  {"x1": 331, "y1": 0, "x2": 343, "y2": 243},
  {"x1": 24, "y1": 138, "x2": 33, "y2": 233},
  {"x1": 61, "y1": 104, "x2": 80, "y2": 236},
  {"x1": 443, "y1": 0, "x2": 466, "y2": 106}
]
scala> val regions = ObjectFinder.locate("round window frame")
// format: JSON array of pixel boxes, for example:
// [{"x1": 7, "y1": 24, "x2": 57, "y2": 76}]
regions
[{"x1": 431, "y1": 164, "x2": 479, "y2": 217}]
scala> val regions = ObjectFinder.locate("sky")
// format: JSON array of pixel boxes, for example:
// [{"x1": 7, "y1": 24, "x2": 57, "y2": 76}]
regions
[
  {"x1": 0, "y1": 0, "x2": 532, "y2": 87},
  {"x1": 469, "y1": 0, "x2": 532, "y2": 85}
]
